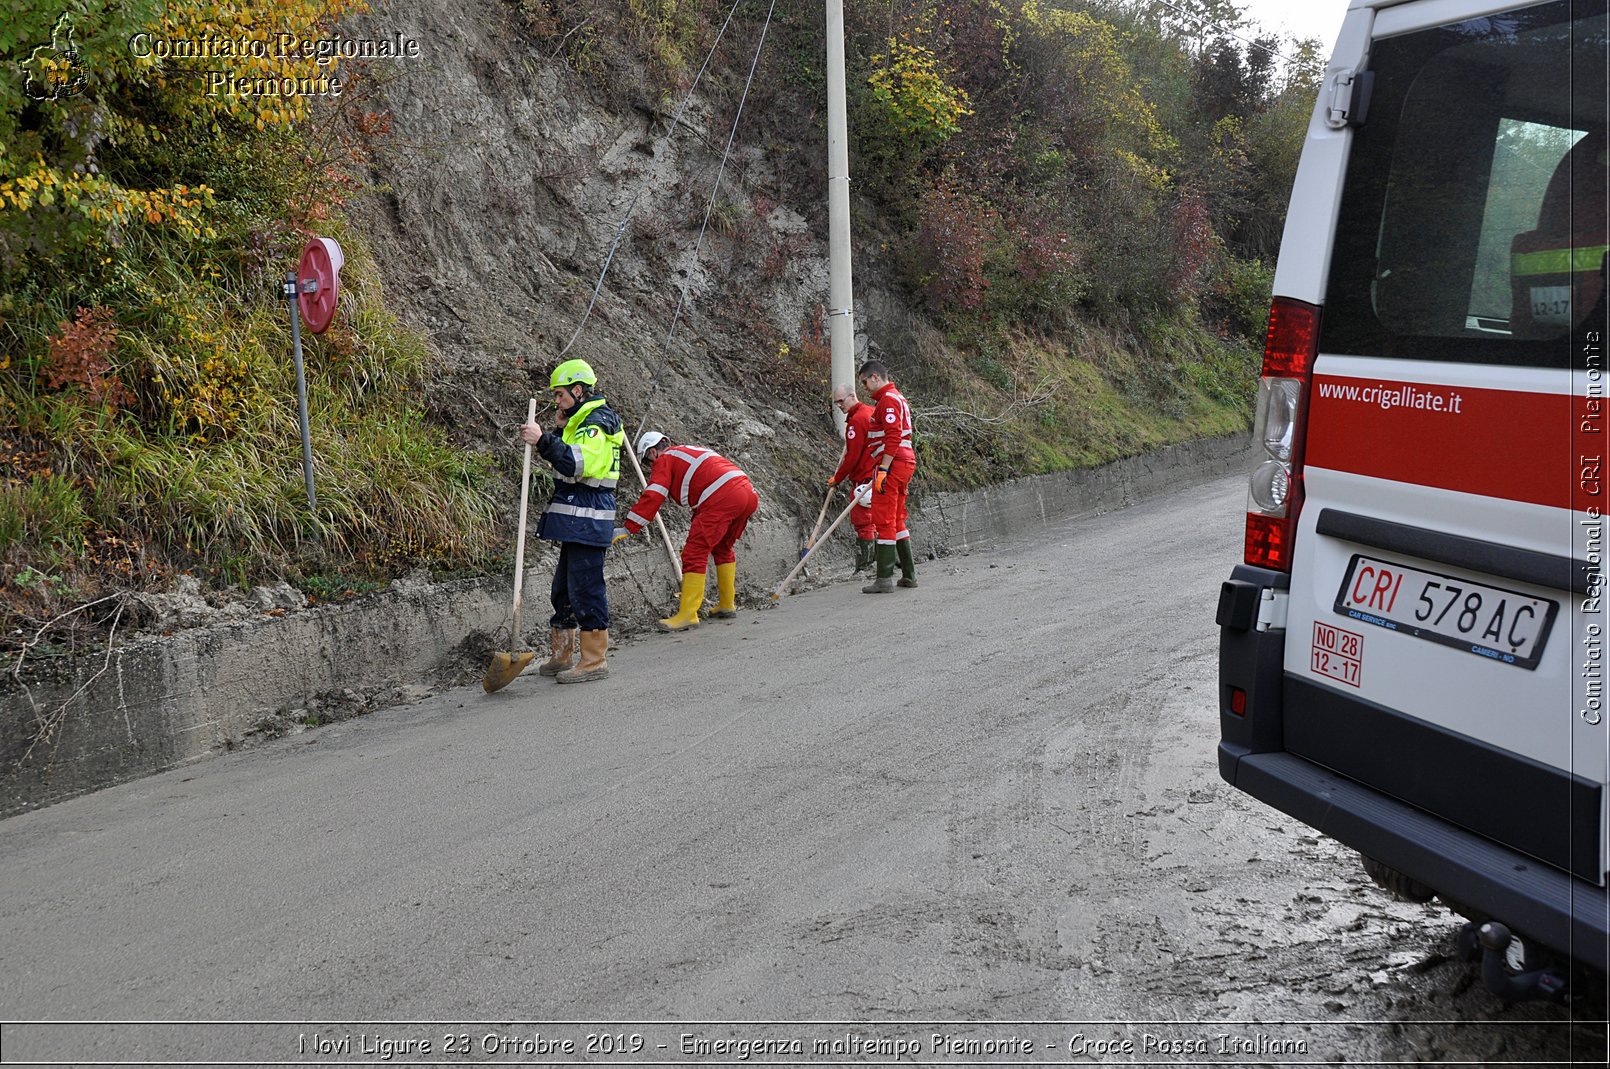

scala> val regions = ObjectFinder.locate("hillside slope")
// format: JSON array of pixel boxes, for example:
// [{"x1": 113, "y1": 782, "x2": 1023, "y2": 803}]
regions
[
  {"x1": 340, "y1": 0, "x2": 1264, "y2": 527},
  {"x1": 2, "y1": 0, "x2": 1307, "y2": 655}
]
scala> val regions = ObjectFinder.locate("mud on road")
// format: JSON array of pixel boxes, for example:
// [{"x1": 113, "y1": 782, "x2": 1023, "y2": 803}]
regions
[
  {"x1": 0, "y1": 475, "x2": 1605, "y2": 1066},
  {"x1": 1053, "y1": 635, "x2": 1607, "y2": 1064}
]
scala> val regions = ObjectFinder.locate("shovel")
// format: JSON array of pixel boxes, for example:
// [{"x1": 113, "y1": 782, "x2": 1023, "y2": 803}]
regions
[{"x1": 484, "y1": 397, "x2": 539, "y2": 693}]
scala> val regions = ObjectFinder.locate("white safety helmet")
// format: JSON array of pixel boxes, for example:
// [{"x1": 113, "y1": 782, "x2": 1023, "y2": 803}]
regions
[{"x1": 635, "y1": 430, "x2": 667, "y2": 458}]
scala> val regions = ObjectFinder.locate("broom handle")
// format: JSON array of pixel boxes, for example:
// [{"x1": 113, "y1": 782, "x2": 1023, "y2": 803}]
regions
[
  {"x1": 806, "y1": 485, "x2": 834, "y2": 548},
  {"x1": 624, "y1": 441, "x2": 682, "y2": 580},
  {"x1": 773, "y1": 498, "x2": 858, "y2": 600},
  {"x1": 511, "y1": 397, "x2": 537, "y2": 641}
]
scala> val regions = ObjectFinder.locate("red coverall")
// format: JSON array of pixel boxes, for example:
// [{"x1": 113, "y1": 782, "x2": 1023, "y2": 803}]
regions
[
  {"x1": 867, "y1": 382, "x2": 916, "y2": 547},
  {"x1": 623, "y1": 445, "x2": 759, "y2": 575},
  {"x1": 831, "y1": 400, "x2": 877, "y2": 540}
]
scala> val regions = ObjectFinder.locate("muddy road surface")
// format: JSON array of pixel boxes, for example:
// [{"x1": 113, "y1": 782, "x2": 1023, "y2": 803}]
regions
[{"x1": 2, "y1": 474, "x2": 1604, "y2": 1065}]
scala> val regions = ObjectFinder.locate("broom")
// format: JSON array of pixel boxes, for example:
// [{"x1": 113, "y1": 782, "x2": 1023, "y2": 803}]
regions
[{"x1": 483, "y1": 397, "x2": 539, "y2": 693}]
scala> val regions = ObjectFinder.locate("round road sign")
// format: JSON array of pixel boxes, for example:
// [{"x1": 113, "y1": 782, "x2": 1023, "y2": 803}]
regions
[{"x1": 298, "y1": 237, "x2": 344, "y2": 334}]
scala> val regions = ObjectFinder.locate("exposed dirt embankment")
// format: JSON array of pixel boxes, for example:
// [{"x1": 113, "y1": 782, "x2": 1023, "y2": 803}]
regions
[{"x1": 339, "y1": 0, "x2": 860, "y2": 519}]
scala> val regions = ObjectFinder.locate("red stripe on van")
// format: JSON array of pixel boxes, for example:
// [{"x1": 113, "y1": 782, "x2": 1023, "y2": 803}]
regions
[{"x1": 1304, "y1": 376, "x2": 1591, "y2": 511}]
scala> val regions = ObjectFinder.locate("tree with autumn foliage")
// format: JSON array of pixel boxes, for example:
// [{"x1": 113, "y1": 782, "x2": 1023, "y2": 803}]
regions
[
  {"x1": 1, "y1": 1, "x2": 499, "y2": 644},
  {"x1": 833, "y1": 0, "x2": 1322, "y2": 340}
]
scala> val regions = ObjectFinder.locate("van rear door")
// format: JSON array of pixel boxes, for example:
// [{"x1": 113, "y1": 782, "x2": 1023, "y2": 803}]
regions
[{"x1": 1285, "y1": 0, "x2": 1608, "y2": 884}]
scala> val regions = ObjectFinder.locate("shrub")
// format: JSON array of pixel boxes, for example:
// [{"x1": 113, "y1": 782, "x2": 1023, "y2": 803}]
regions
[
  {"x1": 0, "y1": 0, "x2": 502, "y2": 640},
  {"x1": 868, "y1": 28, "x2": 973, "y2": 152}
]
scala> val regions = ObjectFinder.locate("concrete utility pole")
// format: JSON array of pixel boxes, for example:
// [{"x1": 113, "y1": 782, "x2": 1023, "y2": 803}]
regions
[{"x1": 825, "y1": 0, "x2": 854, "y2": 434}]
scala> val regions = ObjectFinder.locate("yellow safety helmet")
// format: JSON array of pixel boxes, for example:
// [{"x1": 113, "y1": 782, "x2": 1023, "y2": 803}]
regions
[{"x1": 550, "y1": 359, "x2": 597, "y2": 390}]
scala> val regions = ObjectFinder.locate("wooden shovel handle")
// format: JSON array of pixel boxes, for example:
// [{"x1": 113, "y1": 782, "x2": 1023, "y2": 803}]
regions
[{"x1": 511, "y1": 397, "x2": 537, "y2": 639}]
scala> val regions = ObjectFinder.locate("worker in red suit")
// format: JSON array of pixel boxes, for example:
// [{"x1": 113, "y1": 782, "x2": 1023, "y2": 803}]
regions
[
  {"x1": 615, "y1": 432, "x2": 760, "y2": 630},
  {"x1": 859, "y1": 360, "x2": 917, "y2": 593},
  {"x1": 827, "y1": 383, "x2": 877, "y2": 573}
]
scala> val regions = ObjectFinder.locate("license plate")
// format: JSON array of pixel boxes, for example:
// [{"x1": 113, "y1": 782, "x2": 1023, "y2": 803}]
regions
[{"x1": 1333, "y1": 554, "x2": 1559, "y2": 670}]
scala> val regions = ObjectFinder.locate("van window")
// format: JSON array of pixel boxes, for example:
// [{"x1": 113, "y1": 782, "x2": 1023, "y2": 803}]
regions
[
  {"x1": 1472, "y1": 120, "x2": 1587, "y2": 324},
  {"x1": 1322, "y1": 0, "x2": 1608, "y2": 367}
]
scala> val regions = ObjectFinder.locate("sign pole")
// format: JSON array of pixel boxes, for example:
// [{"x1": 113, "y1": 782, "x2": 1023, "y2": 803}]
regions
[
  {"x1": 285, "y1": 271, "x2": 318, "y2": 513},
  {"x1": 283, "y1": 237, "x2": 340, "y2": 519}
]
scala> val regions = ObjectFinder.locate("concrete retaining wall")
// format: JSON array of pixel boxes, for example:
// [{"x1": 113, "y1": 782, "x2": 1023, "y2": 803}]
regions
[
  {"x1": 1, "y1": 434, "x2": 1254, "y2": 815},
  {"x1": 917, "y1": 432, "x2": 1257, "y2": 555}
]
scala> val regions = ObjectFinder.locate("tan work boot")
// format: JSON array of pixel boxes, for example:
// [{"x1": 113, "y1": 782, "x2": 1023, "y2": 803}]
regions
[
  {"x1": 710, "y1": 561, "x2": 738, "y2": 619},
  {"x1": 655, "y1": 572, "x2": 705, "y2": 631},
  {"x1": 537, "y1": 627, "x2": 578, "y2": 677},
  {"x1": 556, "y1": 628, "x2": 609, "y2": 683}
]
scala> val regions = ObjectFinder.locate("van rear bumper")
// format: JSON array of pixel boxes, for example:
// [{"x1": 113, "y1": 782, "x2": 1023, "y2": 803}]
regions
[
  {"x1": 1219, "y1": 563, "x2": 1608, "y2": 974},
  {"x1": 1219, "y1": 743, "x2": 1610, "y2": 974}
]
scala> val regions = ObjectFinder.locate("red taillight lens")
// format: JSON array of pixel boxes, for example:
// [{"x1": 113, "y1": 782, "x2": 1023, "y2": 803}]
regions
[
  {"x1": 1263, "y1": 298, "x2": 1319, "y2": 377},
  {"x1": 1245, "y1": 512, "x2": 1292, "y2": 570},
  {"x1": 1245, "y1": 298, "x2": 1319, "y2": 571},
  {"x1": 1228, "y1": 686, "x2": 1247, "y2": 717}
]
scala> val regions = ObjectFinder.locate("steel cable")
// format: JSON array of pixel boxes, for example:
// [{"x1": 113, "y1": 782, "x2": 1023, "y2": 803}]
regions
[
  {"x1": 552, "y1": 0, "x2": 752, "y2": 364},
  {"x1": 632, "y1": 0, "x2": 779, "y2": 443}
]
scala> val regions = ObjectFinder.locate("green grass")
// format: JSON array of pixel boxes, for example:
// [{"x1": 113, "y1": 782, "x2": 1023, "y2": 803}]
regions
[
  {"x1": 914, "y1": 321, "x2": 1255, "y2": 490},
  {"x1": 0, "y1": 474, "x2": 88, "y2": 569},
  {"x1": 2, "y1": 210, "x2": 501, "y2": 627}
]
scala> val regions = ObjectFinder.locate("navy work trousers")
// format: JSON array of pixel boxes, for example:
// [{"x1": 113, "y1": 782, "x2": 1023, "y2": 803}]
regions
[{"x1": 550, "y1": 542, "x2": 608, "y2": 631}]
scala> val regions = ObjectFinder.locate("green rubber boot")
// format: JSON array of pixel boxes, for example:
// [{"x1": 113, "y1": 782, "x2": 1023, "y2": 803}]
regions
[
  {"x1": 896, "y1": 539, "x2": 918, "y2": 588},
  {"x1": 854, "y1": 538, "x2": 876, "y2": 574},
  {"x1": 862, "y1": 544, "x2": 896, "y2": 593}
]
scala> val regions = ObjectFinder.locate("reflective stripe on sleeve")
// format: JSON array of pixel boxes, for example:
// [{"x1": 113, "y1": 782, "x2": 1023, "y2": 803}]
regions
[
  {"x1": 626, "y1": 511, "x2": 653, "y2": 528},
  {"x1": 647, "y1": 483, "x2": 669, "y2": 497}
]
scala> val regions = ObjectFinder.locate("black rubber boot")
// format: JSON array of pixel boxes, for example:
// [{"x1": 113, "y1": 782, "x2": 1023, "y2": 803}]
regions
[
  {"x1": 895, "y1": 539, "x2": 918, "y2": 588},
  {"x1": 863, "y1": 544, "x2": 896, "y2": 593}
]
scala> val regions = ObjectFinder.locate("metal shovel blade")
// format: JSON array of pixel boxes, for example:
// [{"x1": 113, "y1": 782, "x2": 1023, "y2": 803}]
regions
[{"x1": 482, "y1": 650, "x2": 536, "y2": 693}]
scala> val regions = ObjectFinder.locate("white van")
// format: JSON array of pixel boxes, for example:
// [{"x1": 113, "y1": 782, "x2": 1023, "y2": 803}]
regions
[{"x1": 1217, "y1": 0, "x2": 1608, "y2": 1000}]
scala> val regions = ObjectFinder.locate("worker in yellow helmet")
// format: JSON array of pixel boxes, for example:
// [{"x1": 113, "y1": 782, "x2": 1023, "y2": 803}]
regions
[{"x1": 518, "y1": 359, "x2": 625, "y2": 682}]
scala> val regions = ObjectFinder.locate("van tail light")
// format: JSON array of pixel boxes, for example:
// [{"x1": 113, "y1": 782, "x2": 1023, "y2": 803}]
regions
[{"x1": 1245, "y1": 297, "x2": 1320, "y2": 571}]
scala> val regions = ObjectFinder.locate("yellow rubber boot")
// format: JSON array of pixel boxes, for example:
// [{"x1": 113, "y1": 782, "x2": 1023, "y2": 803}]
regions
[
  {"x1": 710, "y1": 562, "x2": 738, "y2": 619},
  {"x1": 655, "y1": 571, "x2": 705, "y2": 632}
]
